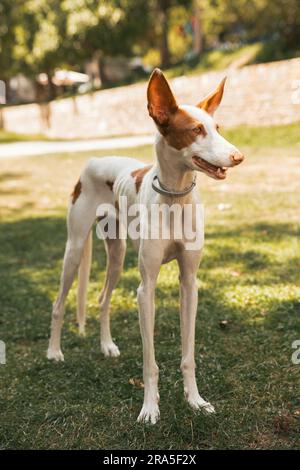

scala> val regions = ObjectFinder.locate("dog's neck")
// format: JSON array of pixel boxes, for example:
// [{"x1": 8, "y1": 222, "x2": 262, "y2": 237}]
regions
[{"x1": 155, "y1": 134, "x2": 195, "y2": 197}]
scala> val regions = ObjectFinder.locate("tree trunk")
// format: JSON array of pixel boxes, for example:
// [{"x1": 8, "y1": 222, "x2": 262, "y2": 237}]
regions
[
  {"x1": 46, "y1": 72, "x2": 56, "y2": 101},
  {"x1": 2, "y1": 78, "x2": 10, "y2": 103},
  {"x1": 159, "y1": 8, "x2": 170, "y2": 68},
  {"x1": 0, "y1": 108, "x2": 5, "y2": 130},
  {"x1": 91, "y1": 51, "x2": 102, "y2": 88},
  {"x1": 193, "y1": 0, "x2": 203, "y2": 57},
  {"x1": 97, "y1": 52, "x2": 108, "y2": 86},
  {"x1": 0, "y1": 78, "x2": 8, "y2": 129},
  {"x1": 160, "y1": 12, "x2": 170, "y2": 67}
]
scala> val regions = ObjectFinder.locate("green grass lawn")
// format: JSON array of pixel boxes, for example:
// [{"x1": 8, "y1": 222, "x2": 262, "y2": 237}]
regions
[
  {"x1": 1, "y1": 120, "x2": 300, "y2": 147},
  {"x1": 0, "y1": 133, "x2": 300, "y2": 449},
  {"x1": 0, "y1": 129, "x2": 50, "y2": 144}
]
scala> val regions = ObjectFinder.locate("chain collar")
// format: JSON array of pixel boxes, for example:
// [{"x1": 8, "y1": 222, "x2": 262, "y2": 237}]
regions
[{"x1": 151, "y1": 175, "x2": 196, "y2": 197}]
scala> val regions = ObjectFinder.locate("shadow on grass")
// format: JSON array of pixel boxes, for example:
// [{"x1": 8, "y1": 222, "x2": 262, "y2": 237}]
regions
[
  {"x1": 0, "y1": 171, "x2": 30, "y2": 197},
  {"x1": 0, "y1": 216, "x2": 299, "y2": 449},
  {"x1": 206, "y1": 222, "x2": 300, "y2": 241},
  {"x1": 0, "y1": 172, "x2": 27, "y2": 183}
]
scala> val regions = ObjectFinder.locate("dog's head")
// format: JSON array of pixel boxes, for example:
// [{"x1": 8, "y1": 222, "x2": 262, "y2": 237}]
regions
[{"x1": 147, "y1": 69, "x2": 244, "y2": 180}]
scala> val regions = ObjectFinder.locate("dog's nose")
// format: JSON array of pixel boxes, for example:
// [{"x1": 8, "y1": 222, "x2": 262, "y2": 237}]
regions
[{"x1": 230, "y1": 151, "x2": 244, "y2": 165}]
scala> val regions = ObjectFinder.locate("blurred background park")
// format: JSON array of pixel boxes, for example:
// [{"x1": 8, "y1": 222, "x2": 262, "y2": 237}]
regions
[
  {"x1": 0, "y1": 0, "x2": 300, "y2": 139},
  {"x1": 0, "y1": 0, "x2": 300, "y2": 450}
]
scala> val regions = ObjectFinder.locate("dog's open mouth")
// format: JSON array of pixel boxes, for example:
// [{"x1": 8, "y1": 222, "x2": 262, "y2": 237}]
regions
[{"x1": 192, "y1": 156, "x2": 227, "y2": 180}]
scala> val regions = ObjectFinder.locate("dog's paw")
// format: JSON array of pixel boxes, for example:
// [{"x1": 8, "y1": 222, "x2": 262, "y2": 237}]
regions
[
  {"x1": 186, "y1": 394, "x2": 215, "y2": 414},
  {"x1": 137, "y1": 403, "x2": 160, "y2": 425},
  {"x1": 101, "y1": 342, "x2": 120, "y2": 358},
  {"x1": 47, "y1": 348, "x2": 64, "y2": 362}
]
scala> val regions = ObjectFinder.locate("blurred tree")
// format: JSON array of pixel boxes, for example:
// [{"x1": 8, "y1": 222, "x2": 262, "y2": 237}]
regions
[
  {"x1": 0, "y1": 0, "x2": 25, "y2": 100},
  {"x1": 14, "y1": 0, "x2": 70, "y2": 99},
  {"x1": 2, "y1": 0, "x2": 154, "y2": 94},
  {"x1": 0, "y1": 0, "x2": 27, "y2": 126},
  {"x1": 151, "y1": 0, "x2": 191, "y2": 67},
  {"x1": 156, "y1": 0, "x2": 172, "y2": 67},
  {"x1": 202, "y1": 0, "x2": 300, "y2": 50},
  {"x1": 63, "y1": 0, "x2": 150, "y2": 84},
  {"x1": 1, "y1": 0, "x2": 299, "y2": 107},
  {"x1": 167, "y1": 6, "x2": 193, "y2": 62},
  {"x1": 192, "y1": 0, "x2": 203, "y2": 57}
]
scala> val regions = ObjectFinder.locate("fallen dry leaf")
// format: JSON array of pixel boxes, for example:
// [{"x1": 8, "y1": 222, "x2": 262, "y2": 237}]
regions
[
  {"x1": 219, "y1": 320, "x2": 229, "y2": 329},
  {"x1": 129, "y1": 378, "x2": 144, "y2": 389},
  {"x1": 274, "y1": 413, "x2": 295, "y2": 434},
  {"x1": 230, "y1": 270, "x2": 241, "y2": 277}
]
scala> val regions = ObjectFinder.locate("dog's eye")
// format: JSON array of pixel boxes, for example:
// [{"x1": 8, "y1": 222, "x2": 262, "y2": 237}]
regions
[
  {"x1": 193, "y1": 125, "x2": 204, "y2": 135},
  {"x1": 216, "y1": 124, "x2": 220, "y2": 132}
]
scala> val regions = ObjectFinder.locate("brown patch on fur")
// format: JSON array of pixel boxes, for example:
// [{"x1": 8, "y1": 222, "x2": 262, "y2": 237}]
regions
[
  {"x1": 106, "y1": 180, "x2": 114, "y2": 191},
  {"x1": 157, "y1": 107, "x2": 207, "y2": 150},
  {"x1": 147, "y1": 70, "x2": 207, "y2": 150},
  {"x1": 71, "y1": 179, "x2": 82, "y2": 204},
  {"x1": 147, "y1": 69, "x2": 178, "y2": 126},
  {"x1": 131, "y1": 165, "x2": 153, "y2": 192}
]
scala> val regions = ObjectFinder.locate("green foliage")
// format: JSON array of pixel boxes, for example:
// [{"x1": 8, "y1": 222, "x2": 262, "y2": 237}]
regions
[
  {"x1": 222, "y1": 121, "x2": 300, "y2": 148},
  {"x1": 67, "y1": 0, "x2": 150, "y2": 59},
  {"x1": 0, "y1": 0, "x2": 25, "y2": 79},
  {"x1": 253, "y1": 38, "x2": 300, "y2": 64},
  {"x1": 1, "y1": 0, "x2": 299, "y2": 88},
  {"x1": 1, "y1": 0, "x2": 153, "y2": 81},
  {"x1": 201, "y1": 0, "x2": 300, "y2": 48},
  {"x1": 0, "y1": 130, "x2": 50, "y2": 143},
  {"x1": 168, "y1": 6, "x2": 193, "y2": 62},
  {"x1": 165, "y1": 42, "x2": 261, "y2": 77}
]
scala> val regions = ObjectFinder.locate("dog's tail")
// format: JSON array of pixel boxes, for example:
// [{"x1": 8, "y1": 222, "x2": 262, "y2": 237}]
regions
[{"x1": 77, "y1": 230, "x2": 92, "y2": 335}]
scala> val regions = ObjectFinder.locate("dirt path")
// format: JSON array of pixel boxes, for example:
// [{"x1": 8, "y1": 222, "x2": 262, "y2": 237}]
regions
[{"x1": 0, "y1": 135, "x2": 154, "y2": 159}]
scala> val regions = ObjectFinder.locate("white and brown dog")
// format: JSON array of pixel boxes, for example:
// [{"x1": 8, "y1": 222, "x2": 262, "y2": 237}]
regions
[{"x1": 47, "y1": 69, "x2": 244, "y2": 424}]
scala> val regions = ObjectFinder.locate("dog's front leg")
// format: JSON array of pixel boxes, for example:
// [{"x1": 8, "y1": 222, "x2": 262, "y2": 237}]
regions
[
  {"x1": 178, "y1": 251, "x2": 215, "y2": 414},
  {"x1": 137, "y1": 243, "x2": 163, "y2": 424}
]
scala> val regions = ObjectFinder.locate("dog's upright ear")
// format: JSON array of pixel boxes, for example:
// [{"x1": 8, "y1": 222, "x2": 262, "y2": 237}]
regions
[
  {"x1": 147, "y1": 68, "x2": 178, "y2": 127},
  {"x1": 197, "y1": 77, "x2": 226, "y2": 115}
]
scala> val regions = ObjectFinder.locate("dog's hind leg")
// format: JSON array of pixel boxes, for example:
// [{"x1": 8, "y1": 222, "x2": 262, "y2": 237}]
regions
[
  {"x1": 99, "y1": 226, "x2": 126, "y2": 357},
  {"x1": 47, "y1": 190, "x2": 97, "y2": 362},
  {"x1": 77, "y1": 230, "x2": 92, "y2": 336}
]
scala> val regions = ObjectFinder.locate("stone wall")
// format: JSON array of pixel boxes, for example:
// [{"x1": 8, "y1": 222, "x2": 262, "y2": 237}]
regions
[{"x1": 3, "y1": 57, "x2": 300, "y2": 139}]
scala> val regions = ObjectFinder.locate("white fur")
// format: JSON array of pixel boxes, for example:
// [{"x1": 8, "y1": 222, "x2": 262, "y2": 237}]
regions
[
  {"x1": 181, "y1": 105, "x2": 239, "y2": 168},
  {"x1": 47, "y1": 85, "x2": 243, "y2": 424}
]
